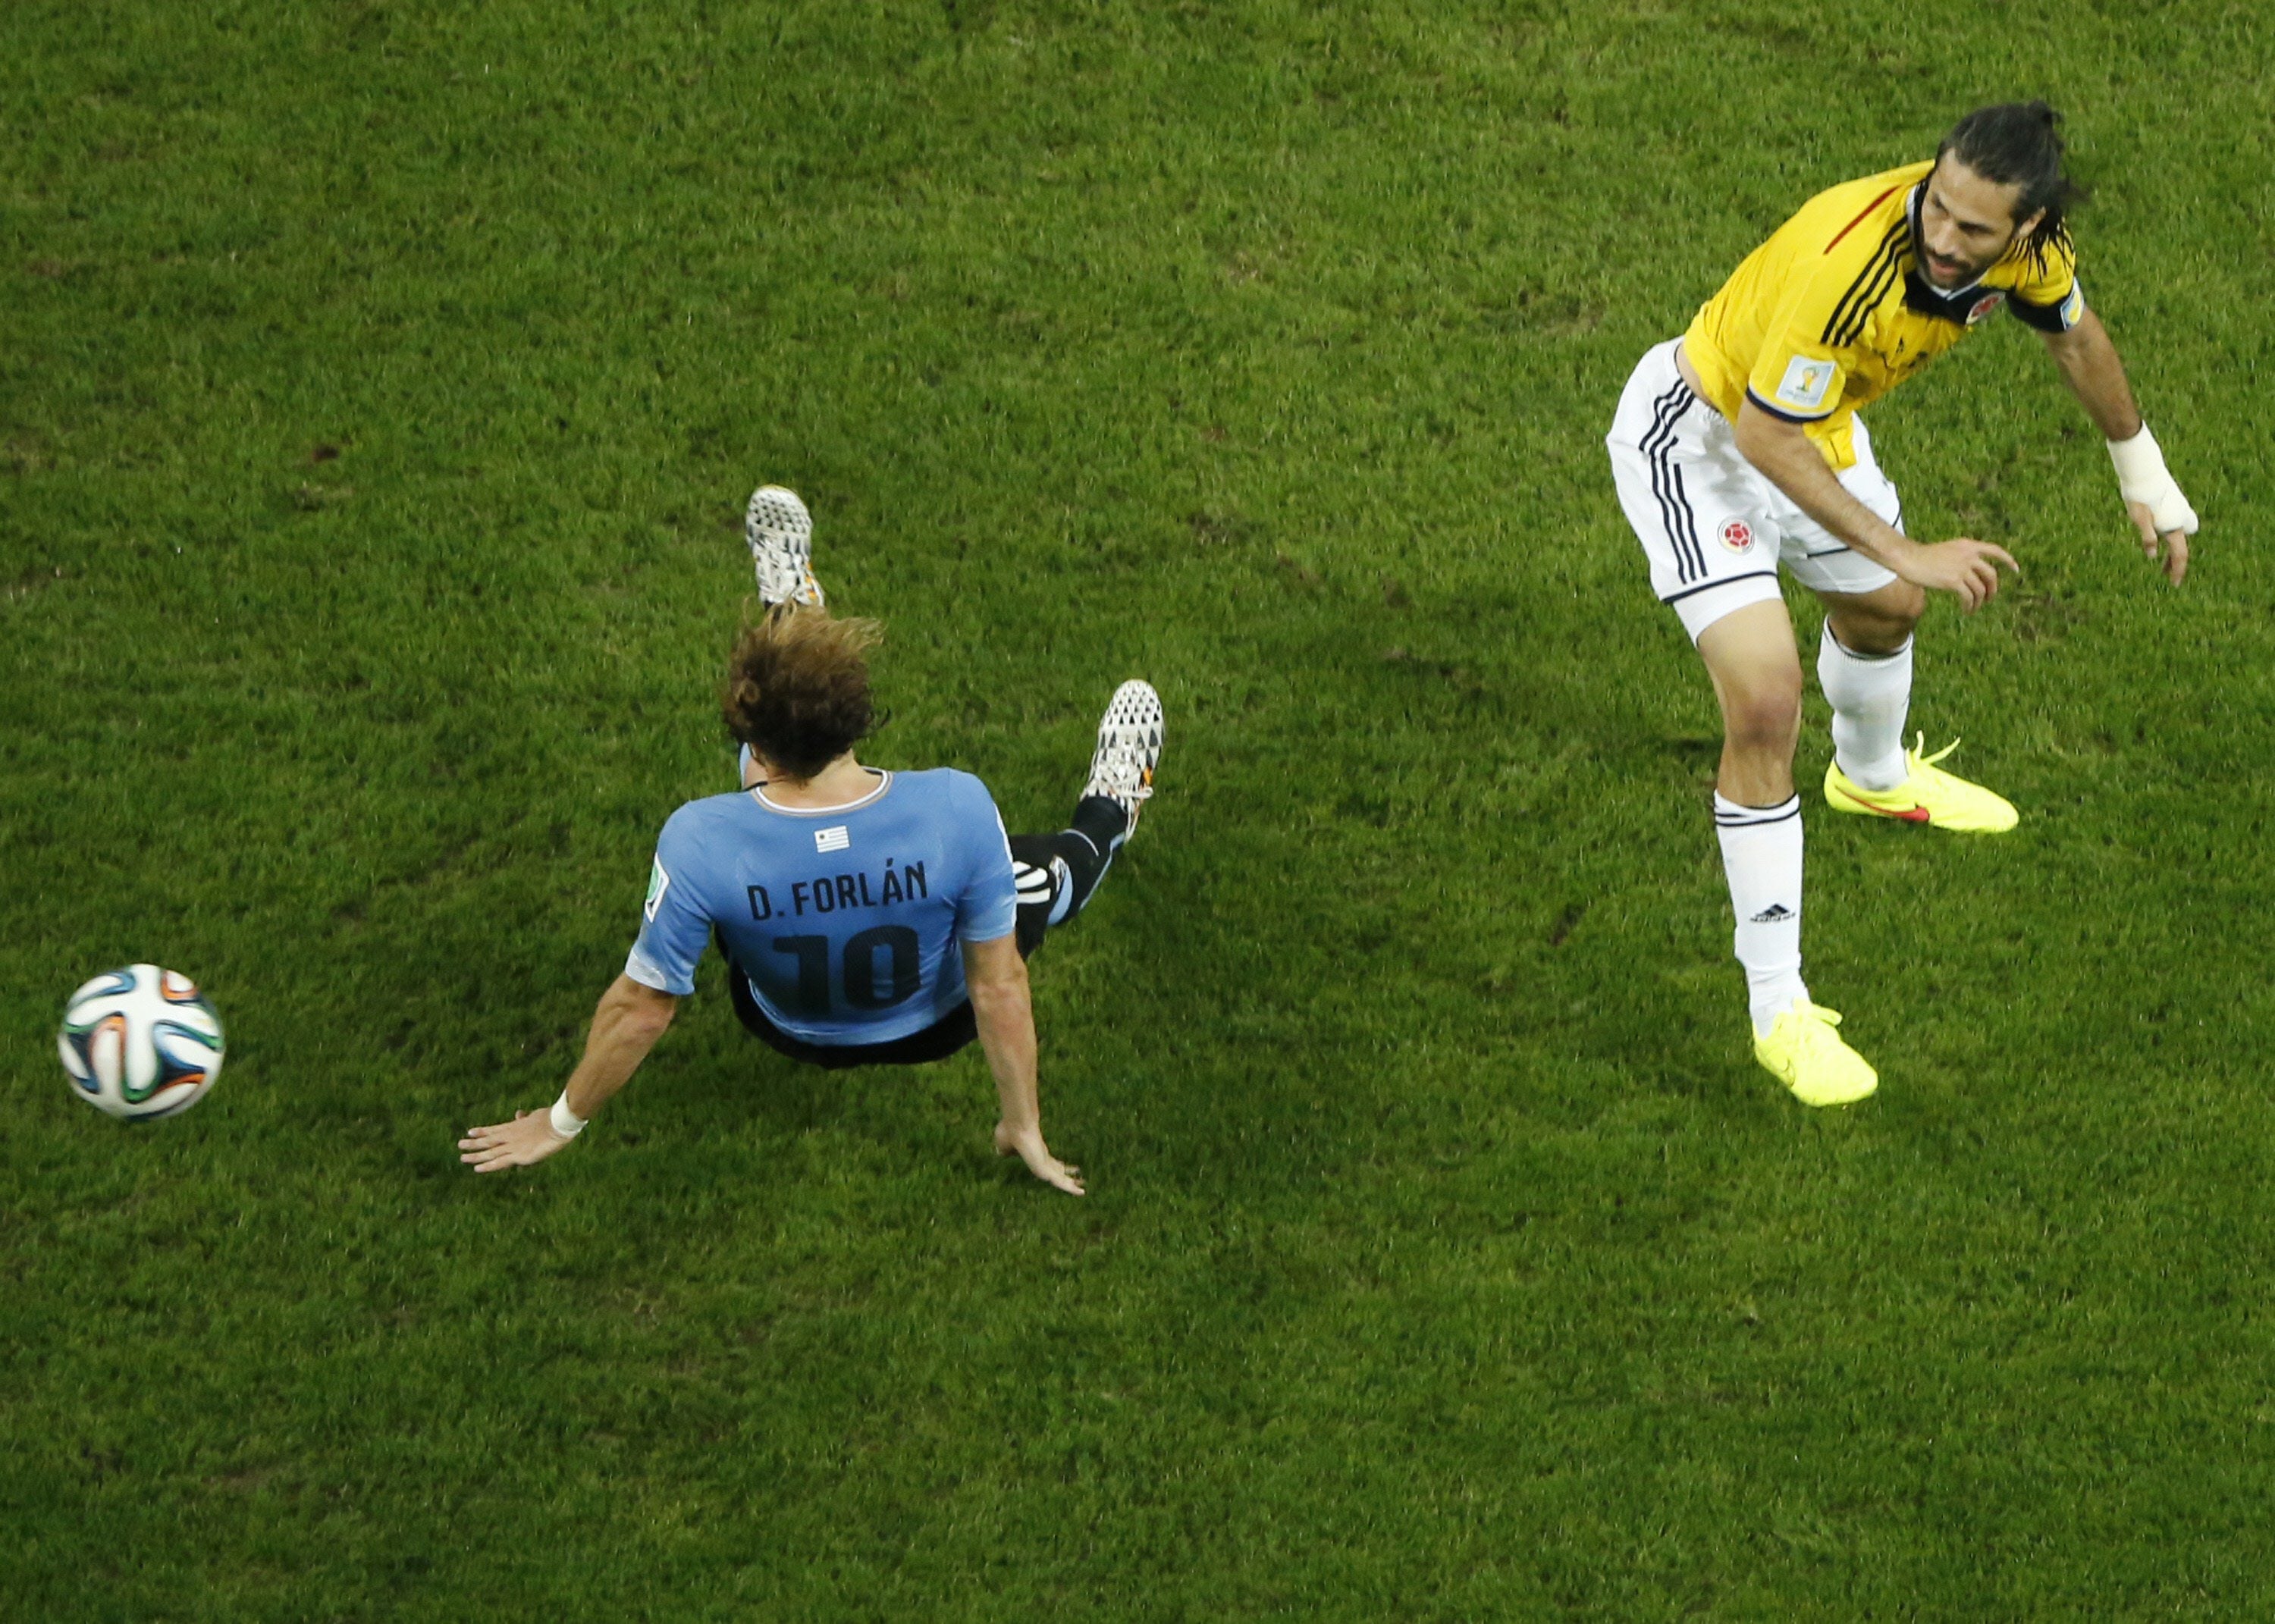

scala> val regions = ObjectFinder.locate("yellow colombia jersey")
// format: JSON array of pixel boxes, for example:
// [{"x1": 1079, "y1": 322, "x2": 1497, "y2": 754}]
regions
[{"x1": 1683, "y1": 159, "x2": 2085, "y2": 470}]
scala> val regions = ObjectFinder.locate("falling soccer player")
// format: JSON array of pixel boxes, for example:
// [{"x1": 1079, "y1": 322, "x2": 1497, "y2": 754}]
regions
[
  {"x1": 1603, "y1": 102, "x2": 2198, "y2": 1106},
  {"x1": 460, "y1": 486, "x2": 1163, "y2": 1193}
]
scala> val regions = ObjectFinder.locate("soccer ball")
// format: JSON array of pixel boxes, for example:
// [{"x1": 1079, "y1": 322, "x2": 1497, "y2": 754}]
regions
[{"x1": 58, "y1": 965, "x2": 226, "y2": 1121}]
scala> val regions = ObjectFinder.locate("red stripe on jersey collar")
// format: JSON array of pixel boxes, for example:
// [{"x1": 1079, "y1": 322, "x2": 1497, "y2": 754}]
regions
[{"x1": 1824, "y1": 183, "x2": 1903, "y2": 255}]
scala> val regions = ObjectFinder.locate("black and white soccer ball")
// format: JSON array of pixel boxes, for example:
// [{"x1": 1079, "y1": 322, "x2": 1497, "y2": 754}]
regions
[{"x1": 58, "y1": 965, "x2": 226, "y2": 1121}]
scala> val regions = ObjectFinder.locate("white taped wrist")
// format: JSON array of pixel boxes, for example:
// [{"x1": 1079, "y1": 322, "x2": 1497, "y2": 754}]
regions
[
  {"x1": 549, "y1": 1093, "x2": 588, "y2": 1139},
  {"x1": 2107, "y1": 423, "x2": 2199, "y2": 536},
  {"x1": 2106, "y1": 422, "x2": 2167, "y2": 484}
]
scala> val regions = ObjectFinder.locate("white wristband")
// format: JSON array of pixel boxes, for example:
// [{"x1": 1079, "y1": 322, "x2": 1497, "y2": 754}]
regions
[
  {"x1": 548, "y1": 1093, "x2": 588, "y2": 1139},
  {"x1": 2106, "y1": 423, "x2": 2199, "y2": 537}
]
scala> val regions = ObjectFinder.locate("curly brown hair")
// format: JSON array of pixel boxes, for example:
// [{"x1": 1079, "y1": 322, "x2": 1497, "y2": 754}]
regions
[{"x1": 720, "y1": 607, "x2": 883, "y2": 782}]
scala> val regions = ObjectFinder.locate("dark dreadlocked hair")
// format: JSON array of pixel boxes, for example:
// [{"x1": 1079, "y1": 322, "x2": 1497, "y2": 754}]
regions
[{"x1": 1938, "y1": 101, "x2": 2087, "y2": 268}]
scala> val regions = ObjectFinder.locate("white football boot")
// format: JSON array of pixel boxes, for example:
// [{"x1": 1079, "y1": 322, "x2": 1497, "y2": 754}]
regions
[
  {"x1": 745, "y1": 484, "x2": 825, "y2": 609},
  {"x1": 1084, "y1": 680, "x2": 1165, "y2": 832}
]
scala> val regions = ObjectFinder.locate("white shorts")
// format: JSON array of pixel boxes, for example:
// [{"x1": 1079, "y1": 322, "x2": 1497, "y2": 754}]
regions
[{"x1": 1606, "y1": 337, "x2": 1903, "y2": 641}]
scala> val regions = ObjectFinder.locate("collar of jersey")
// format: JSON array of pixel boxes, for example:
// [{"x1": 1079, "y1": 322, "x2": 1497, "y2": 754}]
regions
[{"x1": 752, "y1": 770, "x2": 893, "y2": 817}]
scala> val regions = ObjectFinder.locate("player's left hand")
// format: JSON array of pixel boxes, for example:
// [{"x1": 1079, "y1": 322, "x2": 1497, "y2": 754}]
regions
[
  {"x1": 2128, "y1": 500, "x2": 2191, "y2": 585},
  {"x1": 995, "y1": 1120, "x2": 1085, "y2": 1196},
  {"x1": 459, "y1": 1108, "x2": 574, "y2": 1173}
]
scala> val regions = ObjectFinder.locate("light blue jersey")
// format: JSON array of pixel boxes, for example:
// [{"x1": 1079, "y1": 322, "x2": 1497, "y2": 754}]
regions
[{"x1": 624, "y1": 769, "x2": 1019, "y2": 1046}]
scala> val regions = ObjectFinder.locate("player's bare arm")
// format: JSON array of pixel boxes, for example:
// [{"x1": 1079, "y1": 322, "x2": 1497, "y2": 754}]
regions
[
  {"x1": 2038, "y1": 310, "x2": 2196, "y2": 582},
  {"x1": 965, "y1": 933, "x2": 1084, "y2": 1196},
  {"x1": 1731, "y1": 394, "x2": 2016, "y2": 611},
  {"x1": 459, "y1": 975, "x2": 677, "y2": 1171},
  {"x1": 2041, "y1": 308, "x2": 2142, "y2": 441}
]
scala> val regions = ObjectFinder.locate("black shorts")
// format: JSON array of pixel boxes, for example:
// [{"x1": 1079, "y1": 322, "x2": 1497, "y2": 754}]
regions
[
  {"x1": 728, "y1": 967, "x2": 981, "y2": 1070},
  {"x1": 721, "y1": 836, "x2": 1060, "y2": 1071}
]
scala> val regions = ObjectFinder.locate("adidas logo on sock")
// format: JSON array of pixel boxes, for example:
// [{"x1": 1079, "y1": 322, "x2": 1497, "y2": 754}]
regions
[{"x1": 1749, "y1": 904, "x2": 1796, "y2": 923}]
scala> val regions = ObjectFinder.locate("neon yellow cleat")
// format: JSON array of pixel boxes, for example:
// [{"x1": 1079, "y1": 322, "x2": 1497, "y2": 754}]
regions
[
  {"x1": 1824, "y1": 733, "x2": 2018, "y2": 833},
  {"x1": 1753, "y1": 1000, "x2": 1878, "y2": 1107}
]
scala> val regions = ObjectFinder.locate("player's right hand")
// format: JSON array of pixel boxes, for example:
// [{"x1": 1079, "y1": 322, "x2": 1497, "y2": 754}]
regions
[
  {"x1": 995, "y1": 1121, "x2": 1086, "y2": 1196},
  {"x1": 1900, "y1": 538, "x2": 2019, "y2": 613}
]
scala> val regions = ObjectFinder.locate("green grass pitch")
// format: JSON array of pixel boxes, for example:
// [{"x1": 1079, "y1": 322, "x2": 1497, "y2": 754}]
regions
[{"x1": 6, "y1": 1, "x2": 2273, "y2": 1616}]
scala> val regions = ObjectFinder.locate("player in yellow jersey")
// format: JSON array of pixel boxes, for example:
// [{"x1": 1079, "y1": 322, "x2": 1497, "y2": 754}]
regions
[{"x1": 1605, "y1": 102, "x2": 2199, "y2": 1107}]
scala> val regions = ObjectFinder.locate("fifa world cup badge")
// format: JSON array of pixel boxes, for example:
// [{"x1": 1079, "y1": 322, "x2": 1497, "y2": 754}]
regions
[{"x1": 1774, "y1": 355, "x2": 1836, "y2": 412}]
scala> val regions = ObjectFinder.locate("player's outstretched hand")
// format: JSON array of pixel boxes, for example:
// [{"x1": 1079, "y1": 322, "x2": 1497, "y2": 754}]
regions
[
  {"x1": 459, "y1": 1108, "x2": 574, "y2": 1174},
  {"x1": 2128, "y1": 500, "x2": 2191, "y2": 585},
  {"x1": 1900, "y1": 537, "x2": 2019, "y2": 613},
  {"x1": 995, "y1": 1120, "x2": 1085, "y2": 1196}
]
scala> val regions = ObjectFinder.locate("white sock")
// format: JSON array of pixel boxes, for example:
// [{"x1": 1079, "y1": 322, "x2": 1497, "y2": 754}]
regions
[
  {"x1": 1714, "y1": 793, "x2": 1808, "y2": 1033},
  {"x1": 1818, "y1": 624, "x2": 1913, "y2": 792}
]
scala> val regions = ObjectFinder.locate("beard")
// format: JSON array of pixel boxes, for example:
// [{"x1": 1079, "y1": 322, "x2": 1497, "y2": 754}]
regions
[{"x1": 1919, "y1": 240, "x2": 2009, "y2": 290}]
